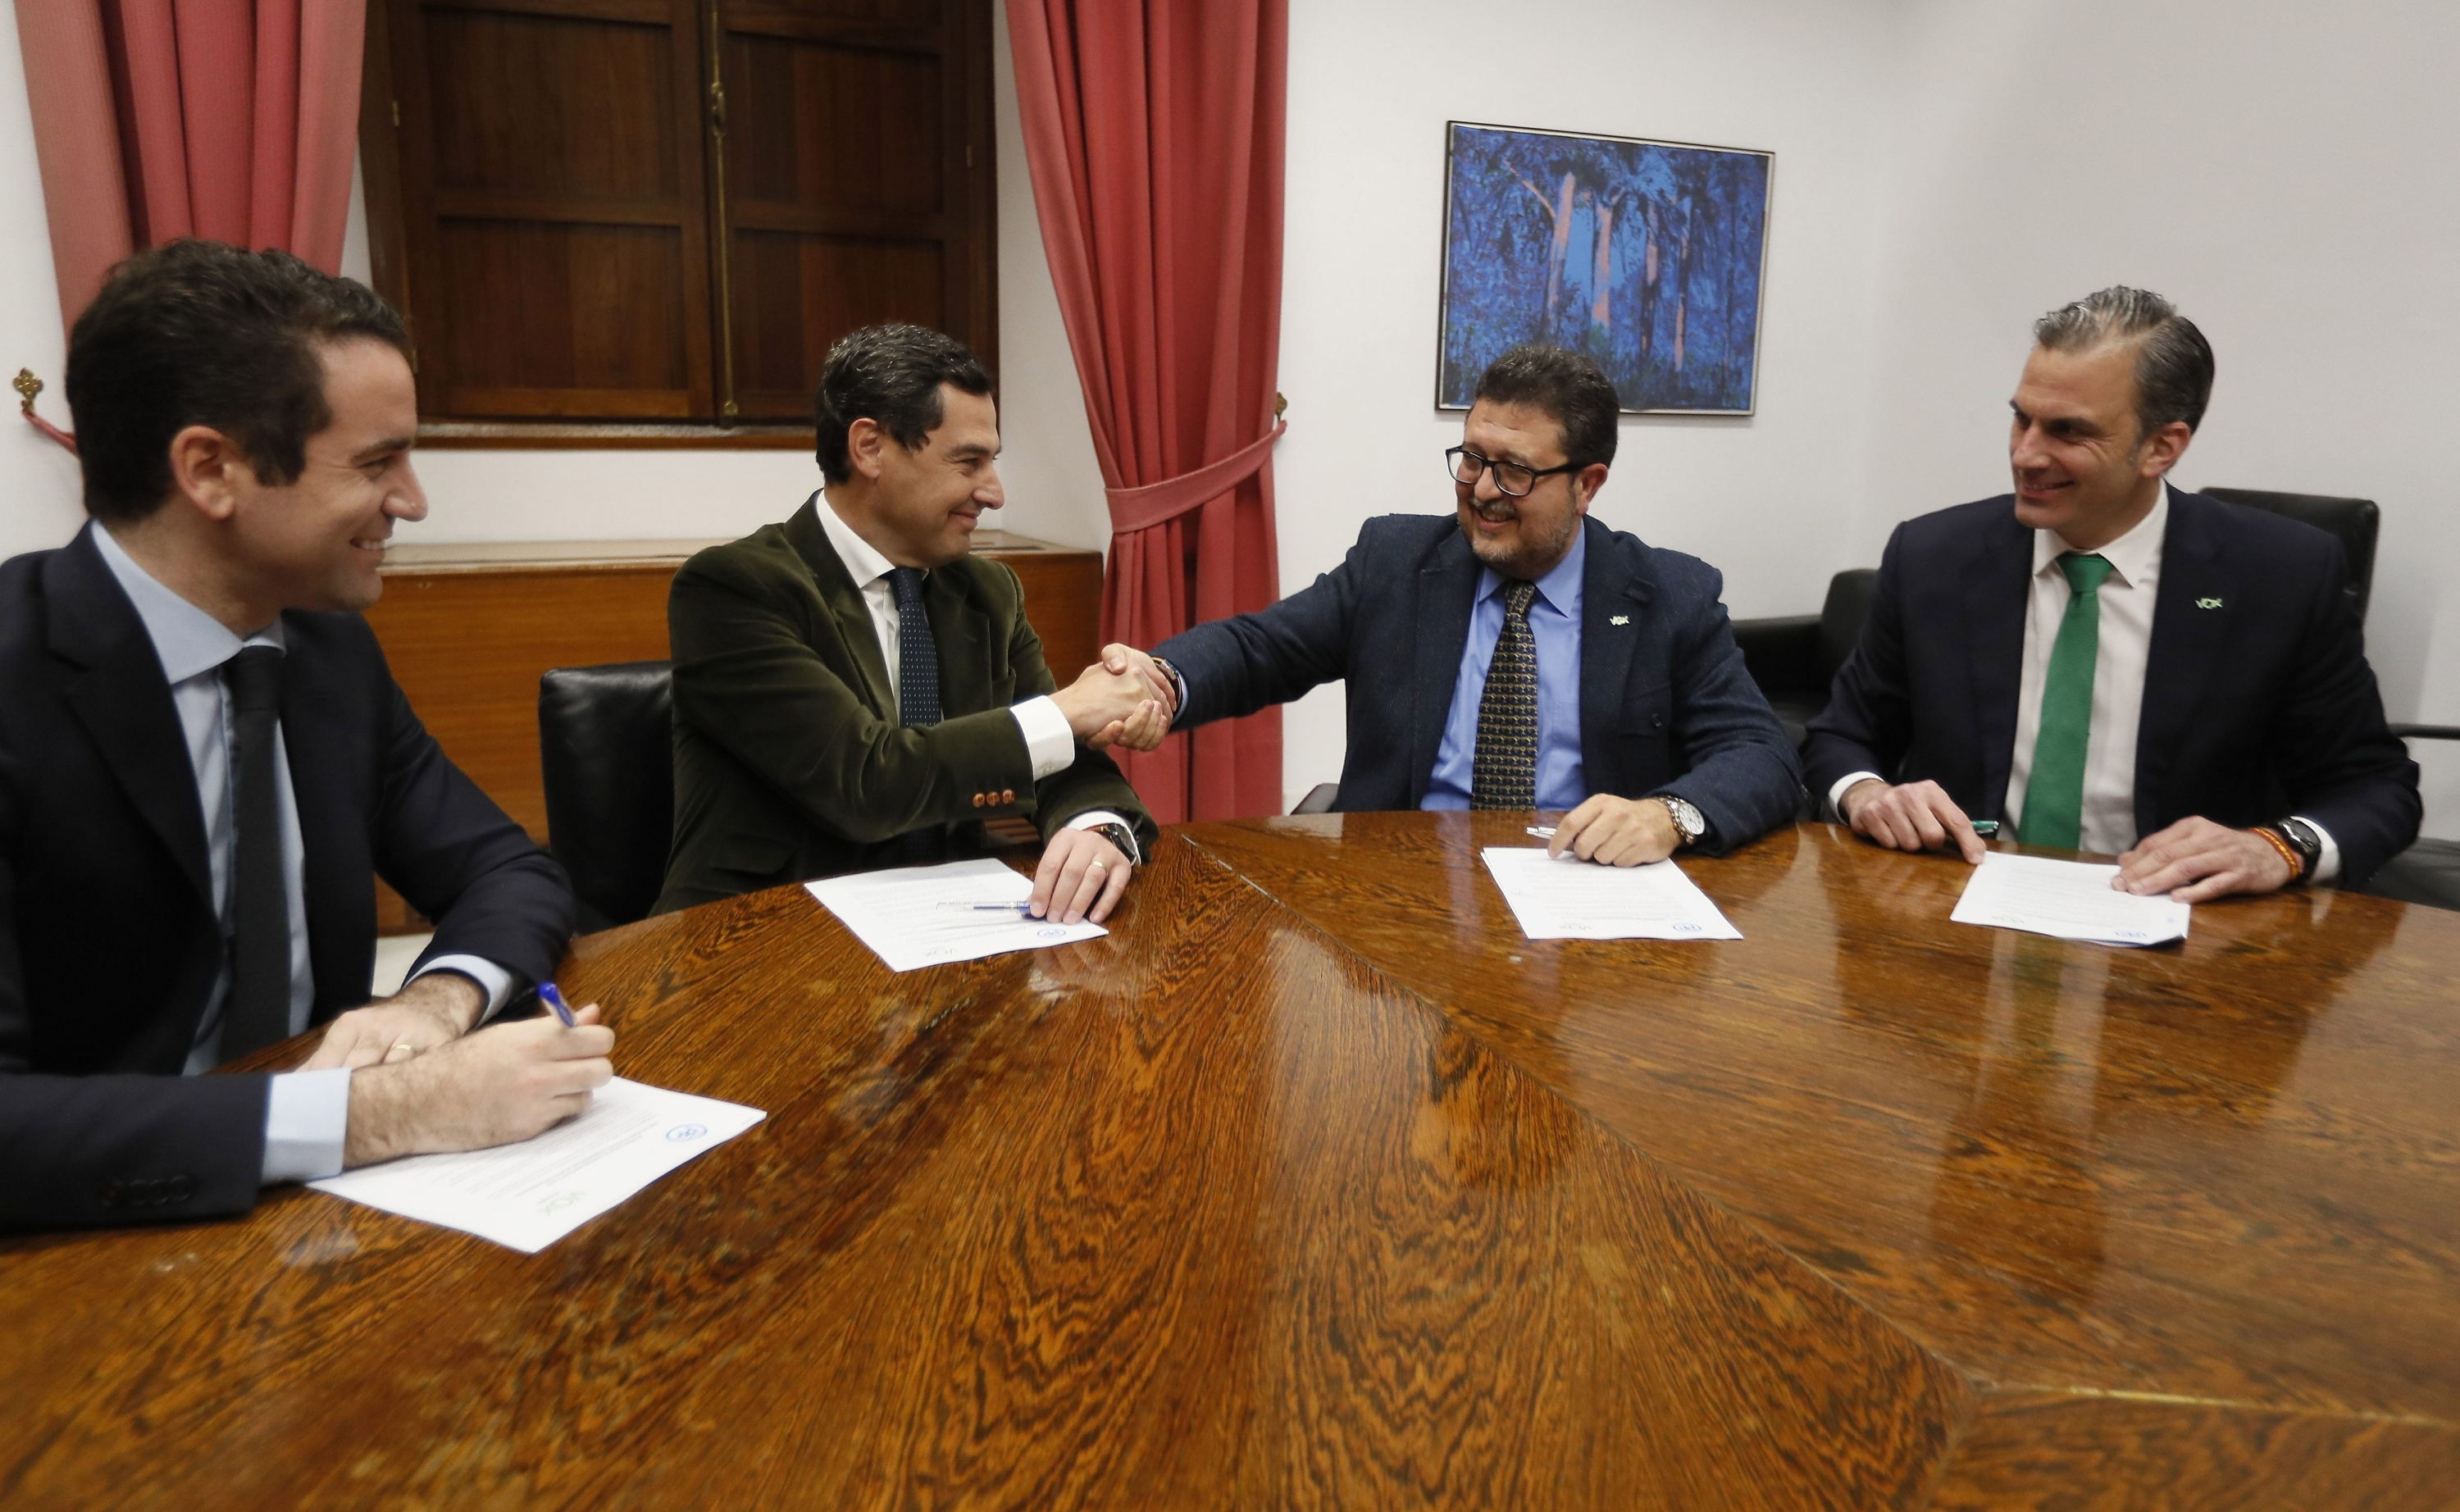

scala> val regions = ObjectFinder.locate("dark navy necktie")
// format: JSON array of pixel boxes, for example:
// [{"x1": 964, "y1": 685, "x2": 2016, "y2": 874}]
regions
[
  {"x1": 888, "y1": 567, "x2": 947, "y2": 863},
  {"x1": 222, "y1": 645, "x2": 291, "y2": 1059}
]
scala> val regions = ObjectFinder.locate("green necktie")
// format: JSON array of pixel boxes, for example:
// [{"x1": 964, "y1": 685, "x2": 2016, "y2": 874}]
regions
[{"x1": 2018, "y1": 552, "x2": 2115, "y2": 850}]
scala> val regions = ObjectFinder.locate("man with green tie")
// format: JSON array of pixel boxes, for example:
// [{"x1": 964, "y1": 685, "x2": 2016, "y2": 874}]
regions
[{"x1": 1803, "y1": 286, "x2": 2419, "y2": 899}]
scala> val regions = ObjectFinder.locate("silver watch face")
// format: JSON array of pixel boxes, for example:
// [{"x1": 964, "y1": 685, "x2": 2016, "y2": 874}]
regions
[{"x1": 1663, "y1": 796, "x2": 1705, "y2": 839}]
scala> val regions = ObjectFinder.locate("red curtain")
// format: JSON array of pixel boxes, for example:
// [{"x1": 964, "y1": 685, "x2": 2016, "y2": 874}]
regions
[
  {"x1": 1007, "y1": 0, "x2": 1288, "y2": 824},
  {"x1": 13, "y1": 0, "x2": 367, "y2": 331}
]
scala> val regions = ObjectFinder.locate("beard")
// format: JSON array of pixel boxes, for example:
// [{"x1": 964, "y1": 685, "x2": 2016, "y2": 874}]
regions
[{"x1": 1460, "y1": 494, "x2": 1580, "y2": 579}]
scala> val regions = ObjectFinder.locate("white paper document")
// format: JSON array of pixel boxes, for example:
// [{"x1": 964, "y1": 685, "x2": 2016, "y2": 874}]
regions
[
  {"x1": 1480, "y1": 846, "x2": 1743, "y2": 941},
  {"x1": 1950, "y1": 851, "x2": 2191, "y2": 946},
  {"x1": 308, "y1": 1077, "x2": 765, "y2": 1253},
  {"x1": 805, "y1": 857, "x2": 1106, "y2": 972}
]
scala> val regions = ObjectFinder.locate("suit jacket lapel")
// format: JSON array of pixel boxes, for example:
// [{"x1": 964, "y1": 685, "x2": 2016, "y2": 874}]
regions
[
  {"x1": 1577, "y1": 518, "x2": 1651, "y2": 786},
  {"x1": 48, "y1": 532, "x2": 215, "y2": 912},
  {"x1": 2137, "y1": 491, "x2": 2232, "y2": 837},
  {"x1": 1962, "y1": 511, "x2": 2034, "y2": 821},
  {"x1": 786, "y1": 495, "x2": 895, "y2": 717},
  {"x1": 928, "y1": 567, "x2": 994, "y2": 717},
  {"x1": 279, "y1": 617, "x2": 369, "y2": 1018},
  {"x1": 1410, "y1": 531, "x2": 1480, "y2": 805}
]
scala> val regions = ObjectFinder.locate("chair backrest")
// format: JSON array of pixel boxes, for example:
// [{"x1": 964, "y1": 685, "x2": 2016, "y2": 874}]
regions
[
  {"x1": 2203, "y1": 488, "x2": 2380, "y2": 624},
  {"x1": 538, "y1": 661, "x2": 674, "y2": 931},
  {"x1": 1816, "y1": 568, "x2": 1880, "y2": 684}
]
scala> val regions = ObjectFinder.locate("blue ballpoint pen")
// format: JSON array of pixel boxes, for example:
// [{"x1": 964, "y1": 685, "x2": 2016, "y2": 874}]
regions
[{"x1": 536, "y1": 981, "x2": 580, "y2": 1027}]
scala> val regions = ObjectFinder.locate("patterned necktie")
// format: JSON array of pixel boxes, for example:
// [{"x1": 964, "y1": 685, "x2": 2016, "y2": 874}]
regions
[
  {"x1": 1471, "y1": 580, "x2": 1539, "y2": 810},
  {"x1": 222, "y1": 645, "x2": 292, "y2": 1059},
  {"x1": 2018, "y1": 552, "x2": 2116, "y2": 850},
  {"x1": 888, "y1": 567, "x2": 946, "y2": 863}
]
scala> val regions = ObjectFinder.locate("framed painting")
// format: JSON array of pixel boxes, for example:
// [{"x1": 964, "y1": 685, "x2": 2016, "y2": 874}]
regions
[{"x1": 1438, "y1": 121, "x2": 1773, "y2": 415}]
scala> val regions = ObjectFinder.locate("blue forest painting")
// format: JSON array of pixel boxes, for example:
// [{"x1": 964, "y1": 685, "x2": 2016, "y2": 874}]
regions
[{"x1": 1439, "y1": 122, "x2": 1772, "y2": 414}]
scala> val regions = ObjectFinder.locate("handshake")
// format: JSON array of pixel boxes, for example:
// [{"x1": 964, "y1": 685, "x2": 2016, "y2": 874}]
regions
[{"x1": 1049, "y1": 644, "x2": 1180, "y2": 754}]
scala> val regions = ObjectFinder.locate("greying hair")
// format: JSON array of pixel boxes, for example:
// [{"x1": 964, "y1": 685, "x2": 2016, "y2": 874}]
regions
[
  {"x1": 813, "y1": 324, "x2": 993, "y2": 485},
  {"x1": 1474, "y1": 344, "x2": 1620, "y2": 471},
  {"x1": 2032, "y1": 286, "x2": 2215, "y2": 438}
]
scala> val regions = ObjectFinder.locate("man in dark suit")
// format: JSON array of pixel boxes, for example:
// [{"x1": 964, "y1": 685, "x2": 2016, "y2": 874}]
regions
[
  {"x1": 657, "y1": 325, "x2": 1164, "y2": 922},
  {"x1": 1, "y1": 242, "x2": 611, "y2": 1235},
  {"x1": 1806, "y1": 286, "x2": 2418, "y2": 897},
  {"x1": 1113, "y1": 343, "x2": 1802, "y2": 865}
]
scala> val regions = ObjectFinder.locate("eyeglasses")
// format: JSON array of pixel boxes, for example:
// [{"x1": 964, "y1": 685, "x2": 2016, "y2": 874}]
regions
[{"x1": 1445, "y1": 446, "x2": 1579, "y2": 499}]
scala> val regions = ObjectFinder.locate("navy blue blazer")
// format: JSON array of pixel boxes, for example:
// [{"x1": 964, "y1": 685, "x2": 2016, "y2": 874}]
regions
[
  {"x1": 0, "y1": 526, "x2": 576, "y2": 1233},
  {"x1": 1154, "y1": 513, "x2": 1803, "y2": 852},
  {"x1": 1804, "y1": 490, "x2": 2420, "y2": 882}
]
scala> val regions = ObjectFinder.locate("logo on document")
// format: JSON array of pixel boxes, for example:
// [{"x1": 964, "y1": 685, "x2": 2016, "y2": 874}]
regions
[{"x1": 666, "y1": 1123, "x2": 708, "y2": 1142}]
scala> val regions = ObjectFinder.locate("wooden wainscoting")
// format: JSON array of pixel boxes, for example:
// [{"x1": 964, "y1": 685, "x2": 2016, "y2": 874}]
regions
[{"x1": 364, "y1": 530, "x2": 1105, "y2": 931}]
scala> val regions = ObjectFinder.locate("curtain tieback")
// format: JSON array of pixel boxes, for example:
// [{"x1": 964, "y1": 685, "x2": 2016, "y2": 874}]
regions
[{"x1": 1105, "y1": 421, "x2": 1286, "y2": 535}]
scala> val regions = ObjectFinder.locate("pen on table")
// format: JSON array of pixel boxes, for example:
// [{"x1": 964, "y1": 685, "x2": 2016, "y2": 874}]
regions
[
  {"x1": 1971, "y1": 821, "x2": 2000, "y2": 836},
  {"x1": 1526, "y1": 826, "x2": 1556, "y2": 840},
  {"x1": 536, "y1": 981, "x2": 580, "y2": 1027}
]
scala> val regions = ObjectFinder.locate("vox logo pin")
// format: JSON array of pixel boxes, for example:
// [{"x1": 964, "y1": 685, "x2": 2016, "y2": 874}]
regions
[
  {"x1": 1610, "y1": 614, "x2": 1630, "y2": 626},
  {"x1": 2196, "y1": 596, "x2": 2224, "y2": 609}
]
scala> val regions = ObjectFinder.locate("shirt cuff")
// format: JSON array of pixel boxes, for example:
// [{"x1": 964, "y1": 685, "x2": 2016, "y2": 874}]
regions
[
  {"x1": 2294, "y1": 816, "x2": 2342, "y2": 883},
  {"x1": 1009, "y1": 695, "x2": 1077, "y2": 781},
  {"x1": 262, "y1": 1067, "x2": 351, "y2": 1185},
  {"x1": 412, "y1": 954, "x2": 517, "y2": 1024},
  {"x1": 1827, "y1": 772, "x2": 1884, "y2": 822},
  {"x1": 1063, "y1": 808, "x2": 1141, "y2": 865}
]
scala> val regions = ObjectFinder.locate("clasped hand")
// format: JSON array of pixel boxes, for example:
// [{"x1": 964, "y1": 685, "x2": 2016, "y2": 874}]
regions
[{"x1": 1052, "y1": 644, "x2": 1179, "y2": 753}]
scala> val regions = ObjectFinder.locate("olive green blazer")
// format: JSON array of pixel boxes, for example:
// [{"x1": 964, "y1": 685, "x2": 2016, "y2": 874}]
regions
[{"x1": 654, "y1": 496, "x2": 1155, "y2": 913}]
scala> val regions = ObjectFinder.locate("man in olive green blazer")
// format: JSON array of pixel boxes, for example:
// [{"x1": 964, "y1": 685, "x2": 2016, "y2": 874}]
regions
[{"x1": 656, "y1": 326, "x2": 1168, "y2": 922}]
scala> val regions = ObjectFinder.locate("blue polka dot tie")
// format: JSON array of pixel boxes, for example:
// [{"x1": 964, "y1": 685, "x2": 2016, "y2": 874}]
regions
[{"x1": 889, "y1": 567, "x2": 947, "y2": 863}]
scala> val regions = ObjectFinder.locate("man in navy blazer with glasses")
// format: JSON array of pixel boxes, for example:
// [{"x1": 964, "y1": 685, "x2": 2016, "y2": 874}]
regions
[
  {"x1": 1805, "y1": 287, "x2": 2418, "y2": 897},
  {"x1": 1105, "y1": 343, "x2": 1802, "y2": 865}
]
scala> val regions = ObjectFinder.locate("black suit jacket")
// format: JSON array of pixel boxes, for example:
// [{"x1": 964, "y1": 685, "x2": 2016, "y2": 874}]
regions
[
  {"x1": 1804, "y1": 490, "x2": 2421, "y2": 881},
  {"x1": 1152, "y1": 513, "x2": 1802, "y2": 852},
  {"x1": 0, "y1": 526, "x2": 574, "y2": 1233}
]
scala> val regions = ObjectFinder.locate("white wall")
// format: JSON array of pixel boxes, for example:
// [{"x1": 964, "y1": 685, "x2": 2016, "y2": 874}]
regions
[
  {"x1": 1269, "y1": 0, "x2": 1913, "y2": 802},
  {"x1": 0, "y1": 5, "x2": 89, "y2": 558},
  {"x1": 1861, "y1": 0, "x2": 2460, "y2": 835}
]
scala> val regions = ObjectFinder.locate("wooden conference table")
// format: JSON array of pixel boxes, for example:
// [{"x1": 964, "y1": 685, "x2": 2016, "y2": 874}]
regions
[{"x1": 5, "y1": 814, "x2": 2455, "y2": 1508}]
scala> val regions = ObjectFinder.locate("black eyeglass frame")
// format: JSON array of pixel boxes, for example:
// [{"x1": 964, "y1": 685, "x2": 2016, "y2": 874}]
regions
[{"x1": 1444, "y1": 446, "x2": 1580, "y2": 499}]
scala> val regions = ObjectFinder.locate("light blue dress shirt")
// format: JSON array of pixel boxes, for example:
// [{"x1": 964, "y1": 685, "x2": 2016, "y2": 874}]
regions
[
  {"x1": 91, "y1": 526, "x2": 516, "y2": 1183},
  {"x1": 1424, "y1": 526, "x2": 1588, "y2": 811}
]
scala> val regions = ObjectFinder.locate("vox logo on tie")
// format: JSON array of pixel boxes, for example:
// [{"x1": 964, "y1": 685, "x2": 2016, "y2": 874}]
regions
[{"x1": 2196, "y1": 597, "x2": 2224, "y2": 609}]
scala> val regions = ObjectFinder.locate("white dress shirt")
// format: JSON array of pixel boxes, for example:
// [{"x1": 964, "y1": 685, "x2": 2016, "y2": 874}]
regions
[
  {"x1": 1828, "y1": 481, "x2": 2339, "y2": 877},
  {"x1": 814, "y1": 499, "x2": 1132, "y2": 854},
  {"x1": 93, "y1": 526, "x2": 518, "y2": 1184}
]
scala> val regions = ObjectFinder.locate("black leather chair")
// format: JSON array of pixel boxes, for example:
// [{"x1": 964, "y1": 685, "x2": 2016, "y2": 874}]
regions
[
  {"x1": 538, "y1": 661, "x2": 675, "y2": 932},
  {"x1": 2203, "y1": 488, "x2": 2378, "y2": 624},
  {"x1": 1729, "y1": 568, "x2": 1879, "y2": 749}
]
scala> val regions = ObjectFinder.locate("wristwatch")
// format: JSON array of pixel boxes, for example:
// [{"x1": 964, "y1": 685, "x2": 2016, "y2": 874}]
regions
[
  {"x1": 1086, "y1": 820, "x2": 1142, "y2": 867},
  {"x1": 1655, "y1": 795, "x2": 1707, "y2": 849},
  {"x1": 2271, "y1": 817, "x2": 2322, "y2": 881}
]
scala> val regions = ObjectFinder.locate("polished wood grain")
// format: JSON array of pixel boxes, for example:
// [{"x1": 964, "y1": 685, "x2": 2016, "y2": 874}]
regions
[
  {"x1": 360, "y1": 531, "x2": 1102, "y2": 927},
  {"x1": 1180, "y1": 813, "x2": 2460, "y2": 1500},
  {"x1": 10, "y1": 815, "x2": 2446, "y2": 1505},
  {"x1": 0, "y1": 835, "x2": 1966, "y2": 1509}
]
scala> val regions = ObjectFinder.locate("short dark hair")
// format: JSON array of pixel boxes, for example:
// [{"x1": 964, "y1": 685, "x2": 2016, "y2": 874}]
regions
[
  {"x1": 1471, "y1": 344, "x2": 1622, "y2": 471},
  {"x1": 2032, "y1": 285, "x2": 2216, "y2": 437},
  {"x1": 65, "y1": 239, "x2": 411, "y2": 523},
  {"x1": 813, "y1": 324, "x2": 995, "y2": 484}
]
